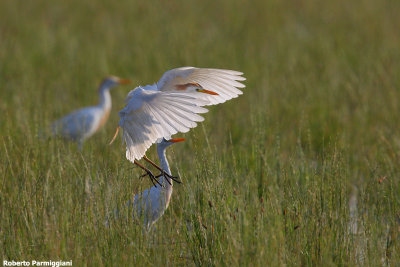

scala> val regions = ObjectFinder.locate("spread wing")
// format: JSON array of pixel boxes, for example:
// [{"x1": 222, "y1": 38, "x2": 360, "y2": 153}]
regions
[
  {"x1": 119, "y1": 88, "x2": 208, "y2": 162},
  {"x1": 156, "y1": 67, "x2": 246, "y2": 105}
]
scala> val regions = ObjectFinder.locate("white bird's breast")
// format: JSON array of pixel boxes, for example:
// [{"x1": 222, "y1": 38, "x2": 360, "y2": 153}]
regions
[
  {"x1": 132, "y1": 185, "x2": 172, "y2": 228},
  {"x1": 81, "y1": 106, "x2": 110, "y2": 139},
  {"x1": 94, "y1": 107, "x2": 111, "y2": 132}
]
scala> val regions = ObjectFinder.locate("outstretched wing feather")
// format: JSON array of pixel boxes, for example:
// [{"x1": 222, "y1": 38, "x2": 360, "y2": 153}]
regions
[
  {"x1": 119, "y1": 89, "x2": 207, "y2": 162},
  {"x1": 159, "y1": 103, "x2": 199, "y2": 129},
  {"x1": 156, "y1": 67, "x2": 246, "y2": 106}
]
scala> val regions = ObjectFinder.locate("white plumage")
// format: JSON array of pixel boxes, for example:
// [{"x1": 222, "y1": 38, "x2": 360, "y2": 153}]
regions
[
  {"x1": 118, "y1": 67, "x2": 246, "y2": 163},
  {"x1": 130, "y1": 138, "x2": 184, "y2": 229},
  {"x1": 156, "y1": 67, "x2": 245, "y2": 105},
  {"x1": 107, "y1": 138, "x2": 184, "y2": 229},
  {"x1": 51, "y1": 76, "x2": 130, "y2": 149},
  {"x1": 119, "y1": 88, "x2": 208, "y2": 162}
]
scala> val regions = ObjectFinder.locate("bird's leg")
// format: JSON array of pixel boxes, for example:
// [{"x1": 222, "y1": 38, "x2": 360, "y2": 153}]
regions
[
  {"x1": 140, "y1": 162, "x2": 172, "y2": 185},
  {"x1": 109, "y1": 126, "x2": 120, "y2": 145},
  {"x1": 143, "y1": 155, "x2": 182, "y2": 184},
  {"x1": 157, "y1": 172, "x2": 173, "y2": 186},
  {"x1": 143, "y1": 155, "x2": 179, "y2": 184},
  {"x1": 134, "y1": 160, "x2": 163, "y2": 187},
  {"x1": 140, "y1": 172, "x2": 158, "y2": 187}
]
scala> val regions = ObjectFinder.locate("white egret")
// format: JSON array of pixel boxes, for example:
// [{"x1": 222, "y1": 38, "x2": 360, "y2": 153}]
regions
[
  {"x1": 113, "y1": 67, "x2": 245, "y2": 183},
  {"x1": 130, "y1": 138, "x2": 185, "y2": 229},
  {"x1": 51, "y1": 76, "x2": 131, "y2": 149},
  {"x1": 154, "y1": 66, "x2": 245, "y2": 105}
]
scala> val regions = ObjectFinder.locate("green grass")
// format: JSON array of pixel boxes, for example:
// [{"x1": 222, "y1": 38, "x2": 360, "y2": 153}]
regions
[{"x1": 1, "y1": 0, "x2": 400, "y2": 265}]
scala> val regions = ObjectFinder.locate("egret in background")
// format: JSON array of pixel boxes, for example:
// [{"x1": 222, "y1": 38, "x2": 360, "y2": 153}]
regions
[
  {"x1": 51, "y1": 76, "x2": 131, "y2": 149},
  {"x1": 112, "y1": 67, "x2": 245, "y2": 184}
]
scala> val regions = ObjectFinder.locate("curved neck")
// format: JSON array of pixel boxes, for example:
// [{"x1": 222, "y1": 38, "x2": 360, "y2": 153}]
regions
[
  {"x1": 157, "y1": 145, "x2": 172, "y2": 188},
  {"x1": 98, "y1": 88, "x2": 112, "y2": 110}
]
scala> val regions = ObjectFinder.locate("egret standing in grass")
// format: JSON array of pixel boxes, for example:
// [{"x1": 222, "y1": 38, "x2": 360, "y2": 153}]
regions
[
  {"x1": 106, "y1": 138, "x2": 184, "y2": 229},
  {"x1": 130, "y1": 138, "x2": 185, "y2": 229},
  {"x1": 51, "y1": 76, "x2": 131, "y2": 149},
  {"x1": 113, "y1": 67, "x2": 245, "y2": 183}
]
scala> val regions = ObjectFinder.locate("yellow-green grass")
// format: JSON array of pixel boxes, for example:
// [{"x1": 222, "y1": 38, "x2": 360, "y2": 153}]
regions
[{"x1": 1, "y1": 0, "x2": 399, "y2": 265}]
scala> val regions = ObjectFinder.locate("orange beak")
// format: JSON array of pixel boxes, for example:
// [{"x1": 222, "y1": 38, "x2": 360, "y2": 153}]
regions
[
  {"x1": 197, "y1": 89, "x2": 219, "y2": 95},
  {"x1": 118, "y1": 79, "x2": 132, "y2": 85},
  {"x1": 168, "y1": 138, "x2": 186, "y2": 143}
]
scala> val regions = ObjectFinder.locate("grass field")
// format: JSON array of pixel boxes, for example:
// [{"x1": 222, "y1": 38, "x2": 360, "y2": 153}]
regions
[{"x1": 1, "y1": 0, "x2": 400, "y2": 265}]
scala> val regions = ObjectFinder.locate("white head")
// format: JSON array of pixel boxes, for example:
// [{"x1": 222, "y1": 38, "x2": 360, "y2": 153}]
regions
[
  {"x1": 175, "y1": 82, "x2": 219, "y2": 95},
  {"x1": 99, "y1": 76, "x2": 131, "y2": 91},
  {"x1": 157, "y1": 138, "x2": 186, "y2": 151}
]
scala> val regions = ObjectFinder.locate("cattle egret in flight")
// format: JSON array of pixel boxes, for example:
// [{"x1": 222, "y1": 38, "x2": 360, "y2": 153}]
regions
[{"x1": 115, "y1": 67, "x2": 245, "y2": 183}]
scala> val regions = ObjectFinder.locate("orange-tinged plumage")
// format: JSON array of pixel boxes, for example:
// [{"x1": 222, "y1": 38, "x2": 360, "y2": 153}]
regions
[
  {"x1": 51, "y1": 76, "x2": 130, "y2": 149},
  {"x1": 95, "y1": 107, "x2": 111, "y2": 132}
]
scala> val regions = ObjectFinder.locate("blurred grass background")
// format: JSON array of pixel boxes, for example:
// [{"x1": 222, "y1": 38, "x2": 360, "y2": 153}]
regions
[{"x1": 1, "y1": 0, "x2": 400, "y2": 265}]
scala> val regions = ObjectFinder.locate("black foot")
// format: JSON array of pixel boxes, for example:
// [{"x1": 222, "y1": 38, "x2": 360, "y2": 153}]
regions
[
  {"x1": 156, "y1": 170, "x2": 182, "y2": 184},
  {"x1": 140, "y1": 169, "x2": 163, "y2": 187}
]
